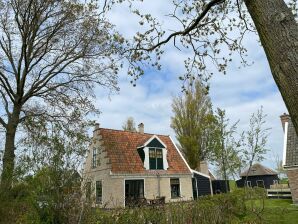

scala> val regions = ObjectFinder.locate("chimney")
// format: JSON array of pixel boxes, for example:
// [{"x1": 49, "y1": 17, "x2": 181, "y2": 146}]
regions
[
  {"x1": 93, "y1": 123, "x2": 100, "y2": 137},
  {"x1": 138, "y1": 123, "x2": 144, "y2": 134},
  {"x1": 280, "y1": 113, "x2": 290, "y2": 132}
]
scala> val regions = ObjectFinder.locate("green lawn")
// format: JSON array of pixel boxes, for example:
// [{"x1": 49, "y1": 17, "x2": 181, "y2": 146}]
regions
[{"x1": 247, "y1": 199, "x2": 298, "y2": 224}]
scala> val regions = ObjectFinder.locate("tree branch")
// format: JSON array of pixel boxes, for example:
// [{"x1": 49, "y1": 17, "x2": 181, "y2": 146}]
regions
[{"x1": 138, "y1": 0, "x2": 225, "y2": 51}]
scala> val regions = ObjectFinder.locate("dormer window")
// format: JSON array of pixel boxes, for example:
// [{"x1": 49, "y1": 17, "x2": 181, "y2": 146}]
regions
[
  {"x1": 149, "y1": 148, "x2": 163, "y2": 169},
  {"x1": 138, "y1": 135, "x2": 169, "y2": 170}
]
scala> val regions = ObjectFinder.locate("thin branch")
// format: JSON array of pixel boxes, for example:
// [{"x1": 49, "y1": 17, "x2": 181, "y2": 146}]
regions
[{"x1": 138, "y1": 0, "x2": 225, "y2": 51}]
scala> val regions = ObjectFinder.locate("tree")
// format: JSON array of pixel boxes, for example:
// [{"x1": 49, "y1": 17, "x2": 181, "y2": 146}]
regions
[
  {"x1": 212, "y1": 108, "x2": 242, "y2": 187},
  {"x1": 0, "y1": 118, "x2": 89, "y2": 223},
  {"x1": 122, "y1": 117, "x2": 137, "y2": 132},
  {"x1": 272, "y1": 153, "x2": 287, "y2": 180},
  {"x1": 242, "y1": 107, "x2": 270, "y2": 183},
  {"x1": 0, "y1": 0, "x2": 126, "y2": 192},
  {"x1": 171, "y1": 80, "x2": 217, "y2": 170},
  {"x1": 124, "y1": 0, "x2": 298, "y2": 136}
]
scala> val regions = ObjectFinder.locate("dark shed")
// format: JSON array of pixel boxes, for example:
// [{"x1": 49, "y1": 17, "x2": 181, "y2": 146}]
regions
[
  {"x1": 236, "y1": 163, "x2": 279, "y2": 189},
  {"x1": 191, "y1": 170, "x2": 212, "y2": 199},
  {"x1": 212, "y1": 180, "x2": 230, "y2": 194}
]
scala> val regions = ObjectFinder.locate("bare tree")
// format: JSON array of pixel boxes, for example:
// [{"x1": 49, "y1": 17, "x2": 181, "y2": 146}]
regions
[
  {"x1": 242, "y1": 107, "x2": 270, "y2": 183},
  {"x1": 0, "y1": 0, "x2": 126, "y2": 192},
  {"x1": 122, "y1": 117, "x2": 137, "y2": 132},
  {"x1": 212, "y1": 108, "x2": 242, "y2": 188}
]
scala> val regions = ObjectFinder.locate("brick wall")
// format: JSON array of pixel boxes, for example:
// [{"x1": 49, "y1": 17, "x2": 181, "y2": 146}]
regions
[{"x1": 287, "y1": 168, "x2": 298, "y2": 204}]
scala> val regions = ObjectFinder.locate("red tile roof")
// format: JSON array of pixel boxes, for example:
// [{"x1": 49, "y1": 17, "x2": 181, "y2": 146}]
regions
[{"x1": 98, "y1": 128, "x2": 191, "y2": 175}]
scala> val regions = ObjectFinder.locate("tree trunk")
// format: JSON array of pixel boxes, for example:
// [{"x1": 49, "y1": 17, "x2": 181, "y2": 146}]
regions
[
  {"x1": 244, "y1": 0, "x2": 298, "y2": 133},
  {"x1": 0, "y1": 105, "x2": 21, "y2": 193}
]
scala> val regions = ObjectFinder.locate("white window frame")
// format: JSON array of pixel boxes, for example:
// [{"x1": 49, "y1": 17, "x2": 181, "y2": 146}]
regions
[
  {"x1": 256, "y1": 180, "x2": 265, "y2": 188},
  {"x1": 170, "y1": 178, "x2": 181, "y2": 198}
]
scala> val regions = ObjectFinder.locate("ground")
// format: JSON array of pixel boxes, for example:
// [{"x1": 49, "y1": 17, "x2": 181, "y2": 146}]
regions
[{"x1": 252, "y1": 199, "x2": 298, "y2": 224}]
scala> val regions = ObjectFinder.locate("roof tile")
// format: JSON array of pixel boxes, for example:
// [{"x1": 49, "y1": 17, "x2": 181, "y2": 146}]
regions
[{"x1": 98, "y1": 128, "x2": 191, "y2": 174}]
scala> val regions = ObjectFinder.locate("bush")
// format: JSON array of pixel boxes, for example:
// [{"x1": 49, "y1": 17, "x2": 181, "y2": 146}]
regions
[{"x1": 83, "y1": 189, "x2": 269, "y2": 224}]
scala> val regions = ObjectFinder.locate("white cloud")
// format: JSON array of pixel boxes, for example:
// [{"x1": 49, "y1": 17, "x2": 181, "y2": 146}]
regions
[{"x1": 94, "y1": 0, "x2": 288, "y2": 170}]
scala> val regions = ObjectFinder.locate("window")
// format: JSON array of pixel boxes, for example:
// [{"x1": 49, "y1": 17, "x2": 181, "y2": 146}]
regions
[
  {"x1": 92, "y1": 148, "x2": 97, "y2": 168},
  {"x1": 96, "y1": 181, "x2": 102, "y2": 204},
  {"x1": 149, "y1": 148, "x2": 163, "y2": 169},
  {"x1": 170, "y1": 178, "x2": 180, "y2": 198},
  {"x1": 86, "y1": 182, "x2": 92, "y2": 201},
  {"x1": 256, "y1": 180, "x2": 264, "y2": 188},
  {"x1": 125, "y1": 180, "x2": 144, "y2": 207},
  {"x1": 273, "y1": 180, "x2": 278, "y2": 185},
  {"x1": 246, "y1": 181, "x2": 252, "y2": 187}
]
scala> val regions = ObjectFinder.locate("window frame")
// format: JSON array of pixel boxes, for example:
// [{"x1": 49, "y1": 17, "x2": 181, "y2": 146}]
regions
[
  {"x1": 95, "y1": 180, "x2": 102, "y2": 204},
  {"x1": 256, "y1": 180, "x2": 265, "y2": 188},
  {"x1": 170, "y1": 178, "x2": 180, "y2": 198},
  {"x1": 149, "y1": 147, "x2": 164, "y2": 170},
  {"x1": 246, "y1": 180, "x2": 252, "y2": 187},
  {"x1": 92, "y1": 148, "x2": 97, "y2": 168}
]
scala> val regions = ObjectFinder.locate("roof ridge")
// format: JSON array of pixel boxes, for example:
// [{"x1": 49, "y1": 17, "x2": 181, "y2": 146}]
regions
[{"x1": 99, "y1": 127, "x2": 170, "y2": 137}]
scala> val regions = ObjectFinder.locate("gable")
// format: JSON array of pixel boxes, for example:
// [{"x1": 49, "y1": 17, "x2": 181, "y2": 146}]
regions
[{"x1": 146, "y1": 138, "x2": 165, "y2": 148}]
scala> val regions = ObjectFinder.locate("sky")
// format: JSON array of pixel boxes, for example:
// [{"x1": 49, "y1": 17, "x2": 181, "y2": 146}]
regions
[{"x1": 94, "y1": 1, "x2": 287, "y2": 170}]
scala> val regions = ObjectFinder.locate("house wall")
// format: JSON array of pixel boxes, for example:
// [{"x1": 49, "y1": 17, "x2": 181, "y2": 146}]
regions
[
  {"x1": 236, "y1": 175, "x2": 279, "y2": 189},
  {"x1": 83, "y1": 128, "x2": 125, "y2": 208},
  {"x1": 118, "y1": 174, "x2": 193, "y2": 205},
  {"x1": 83, "y1": 174, "x2": 193, "y2": 208},
  {"x1": 192, "y1": 173, "x2": 212, "y2": 198},
  {"x1": 287, "y1": 168, "x2": 298, "y2": 204}
]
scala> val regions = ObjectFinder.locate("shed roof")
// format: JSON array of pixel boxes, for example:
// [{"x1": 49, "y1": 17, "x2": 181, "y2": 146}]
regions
[{"x1": 240, "y1": 163, "x2": 277, "y2": 177}]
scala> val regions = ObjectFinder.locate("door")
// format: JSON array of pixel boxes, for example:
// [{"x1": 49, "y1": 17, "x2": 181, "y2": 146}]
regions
[{"x1": 125, "y1": 179, "x2": 144, "y2": 206}]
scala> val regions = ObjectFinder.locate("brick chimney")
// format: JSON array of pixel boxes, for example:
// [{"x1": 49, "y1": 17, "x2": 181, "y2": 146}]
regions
[
  {"x1": 280, "y1": 113, "x2": 290, "y2": 132},
  {"x1": 138, "y1": 123, "x2": 144, "y2": 134}
]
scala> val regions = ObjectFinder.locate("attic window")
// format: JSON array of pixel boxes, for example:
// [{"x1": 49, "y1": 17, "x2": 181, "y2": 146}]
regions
[{"x1": 149, "y1": 148, "x2": 163, "y2": 169}]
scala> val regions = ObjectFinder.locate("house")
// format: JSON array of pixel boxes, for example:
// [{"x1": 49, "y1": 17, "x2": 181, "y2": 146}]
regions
[
  {"x1": 280, "y1": 114, "x2": 298, "y2": 204},
  {"x1": 236, "y1": 163, "x2": 279, "y2": 189},
  {"x1": 82, "y1": 123, "x2": 194, "y2": 208}
]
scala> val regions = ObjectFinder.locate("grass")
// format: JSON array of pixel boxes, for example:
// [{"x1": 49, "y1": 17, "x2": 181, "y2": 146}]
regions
[{"x1": 247, "y1": 199, "x2": 298, "y2": 224}]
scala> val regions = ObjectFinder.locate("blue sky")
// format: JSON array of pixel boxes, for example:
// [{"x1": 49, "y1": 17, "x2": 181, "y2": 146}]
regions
[{"x1": 94, "y1": 1, "x2": 288, "y2": 170}]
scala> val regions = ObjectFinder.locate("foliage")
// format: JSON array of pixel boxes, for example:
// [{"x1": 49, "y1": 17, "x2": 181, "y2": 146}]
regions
[
  {"x1": 171, "y1": 80, "x2": 217, "y2": 169},
  {"x1": 122, "y1": 117, "x2": 137, "y2": 132},
  {"x1": 82, "y1": 188, "x2": 283, "y2": 224},
  {"x1": 0, "y1": 118, "x2": 89, "y2": 224}
]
